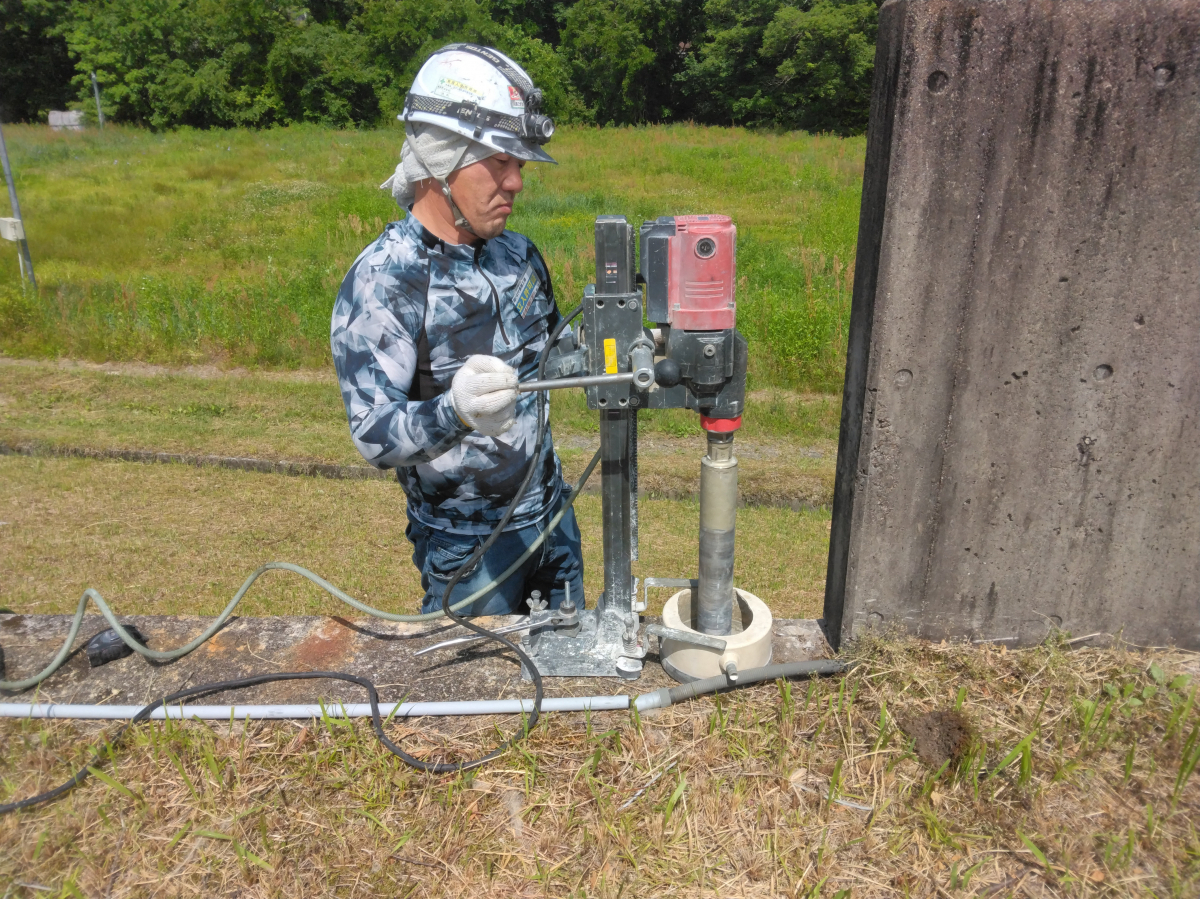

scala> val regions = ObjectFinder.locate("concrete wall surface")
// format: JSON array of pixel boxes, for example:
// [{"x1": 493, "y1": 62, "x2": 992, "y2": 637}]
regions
[{"x1": 825, "y1": 0, "x2": 1199, "y2": 649}]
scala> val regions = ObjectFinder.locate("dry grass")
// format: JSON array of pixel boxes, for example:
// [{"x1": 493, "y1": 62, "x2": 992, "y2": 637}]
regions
[
  {"x1": 0, "y1": 455, "x2": 832, "y2": 621},
  {"x1": 1, "y1": 635, "x2": 1197, "y2": 897}
]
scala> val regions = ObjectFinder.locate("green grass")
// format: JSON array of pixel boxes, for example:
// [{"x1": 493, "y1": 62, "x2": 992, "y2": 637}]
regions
[
  {"x1": 0, "y1": 123, "x2": 864, "y2": 390},
  {"x1": 0, "y1": 360, "x2": 841, "y2": 462}
]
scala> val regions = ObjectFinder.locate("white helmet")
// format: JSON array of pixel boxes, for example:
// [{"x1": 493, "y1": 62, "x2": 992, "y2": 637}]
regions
[{"x1": 401, "y1": 44, "x2": 556, "y2": 164}]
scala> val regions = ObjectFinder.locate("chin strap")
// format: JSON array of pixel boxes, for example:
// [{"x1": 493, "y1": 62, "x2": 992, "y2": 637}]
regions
[{"x1": 404, "y1": 124, "x2": 478, "y2": 236}]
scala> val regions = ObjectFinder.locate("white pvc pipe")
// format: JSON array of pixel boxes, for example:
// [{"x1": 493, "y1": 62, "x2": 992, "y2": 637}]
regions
[{"x1": 0, "y1": 696, "x2": 631, "y2": 721}]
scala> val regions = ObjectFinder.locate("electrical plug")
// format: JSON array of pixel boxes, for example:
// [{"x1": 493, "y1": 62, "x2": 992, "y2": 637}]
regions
[{"x1": 86, "y1": 626, "x2": 147, "y2": 668}]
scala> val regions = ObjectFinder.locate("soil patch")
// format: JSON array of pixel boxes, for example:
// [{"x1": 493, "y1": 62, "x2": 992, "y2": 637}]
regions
[{"x1": 903, "y1": 709, "x2": 973, "y2": 768}]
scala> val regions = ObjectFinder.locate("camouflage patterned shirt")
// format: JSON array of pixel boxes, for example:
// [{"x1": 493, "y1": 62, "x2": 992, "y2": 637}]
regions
[{"x1": 331, "y1": 214, "x2": 564, "y2": 535}]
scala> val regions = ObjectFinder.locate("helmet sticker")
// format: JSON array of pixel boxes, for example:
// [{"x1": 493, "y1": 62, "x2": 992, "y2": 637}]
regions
[
  {"x1": 508, "y1": 86, "x2": 525, "y2": 109},
  {"x1": 432, "y1": 77, "x2": 485, "y2": 102}
]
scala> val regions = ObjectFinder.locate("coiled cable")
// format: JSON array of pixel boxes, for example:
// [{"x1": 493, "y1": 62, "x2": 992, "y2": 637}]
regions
[
  {"x1": 416, "y1": 302, "x2": 583, "y2": 771},
  {"x1": 1, "y1": 302, "x2": 585, "y2": 785}
]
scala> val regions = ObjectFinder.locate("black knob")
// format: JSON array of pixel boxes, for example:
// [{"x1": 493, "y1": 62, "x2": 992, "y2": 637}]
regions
[{"x1": 655, "y1": 358, "x2": 681, "y2": 387}]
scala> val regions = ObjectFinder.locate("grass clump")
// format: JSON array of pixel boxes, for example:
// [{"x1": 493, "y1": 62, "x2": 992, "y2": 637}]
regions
[
  {"x1": 0, "y1": 123, "x2": 863, "y2": 390},
  {"x1": 1, "y1": 635, "x2": 1196, "y2": 896}
]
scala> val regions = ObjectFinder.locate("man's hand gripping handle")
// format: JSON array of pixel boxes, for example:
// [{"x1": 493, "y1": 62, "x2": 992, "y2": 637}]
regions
[{"x1": 450, "y1": 355, "x2": 520, "y2": 436}]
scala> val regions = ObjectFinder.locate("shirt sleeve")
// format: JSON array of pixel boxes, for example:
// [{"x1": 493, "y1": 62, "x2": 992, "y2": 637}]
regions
[{"x1": 330, "y1": 250, "x2": 470, "y2": 470}]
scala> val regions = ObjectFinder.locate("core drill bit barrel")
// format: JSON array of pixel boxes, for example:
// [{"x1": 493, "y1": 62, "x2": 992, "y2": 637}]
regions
[{"x1": 696, "y1": 430, "x2": 738, "y2": 635}]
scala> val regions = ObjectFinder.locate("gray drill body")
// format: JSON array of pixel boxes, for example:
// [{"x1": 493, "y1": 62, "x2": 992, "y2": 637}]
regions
[{"x1": 695, "y1": 432, "x2": 738, "y2": 635}]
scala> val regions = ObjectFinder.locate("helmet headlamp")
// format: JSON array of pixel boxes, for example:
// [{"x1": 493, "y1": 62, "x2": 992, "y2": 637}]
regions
[
  {"x1": 401, "y1": 95, "x2": 555, "y2": 147},
  {"x1": 520, "y1": 114, "x2": 555, "y2": 144}
]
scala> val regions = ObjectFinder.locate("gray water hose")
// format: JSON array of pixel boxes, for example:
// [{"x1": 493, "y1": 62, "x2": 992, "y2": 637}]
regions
[
  {"x1": 0, "y1": 661, "x2": 850, "y2": 721},
  {"x1": 0, "y1": 696, "x2": 631, "y2": 720},
  {"x1": 0, "y1": 447, "x2": 602, "y2": 693},
  {"x1": 633, "y1": 660, "x2": 851, "y2": 711}
]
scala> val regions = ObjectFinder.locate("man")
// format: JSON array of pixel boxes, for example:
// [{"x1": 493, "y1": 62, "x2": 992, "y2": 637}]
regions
[{"x1": 330, "y1": 44, "x2": 582, "y2": 617}]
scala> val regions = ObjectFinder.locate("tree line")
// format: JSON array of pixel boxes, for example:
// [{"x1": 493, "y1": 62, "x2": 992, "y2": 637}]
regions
[{"x1": 1, "y1": 0, "x2": 878, "y2": 135}]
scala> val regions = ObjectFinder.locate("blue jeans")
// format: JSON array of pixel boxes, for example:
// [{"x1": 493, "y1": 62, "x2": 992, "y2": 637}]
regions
[{"x1": 408, "y1": 493, "x2": 585, "y2": 616}]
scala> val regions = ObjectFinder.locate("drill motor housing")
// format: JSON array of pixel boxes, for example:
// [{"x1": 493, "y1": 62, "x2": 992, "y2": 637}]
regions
[
  {"x1": 639, "y1": 215, "x2": 736, "y2": 330},
  {"x1": 638, "y1": 215, "x2": 745, "y2": 420}
]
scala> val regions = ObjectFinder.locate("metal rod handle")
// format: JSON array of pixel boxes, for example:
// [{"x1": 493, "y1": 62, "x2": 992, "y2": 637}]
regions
[
  {"x1": 644, "y1": 623, "x2": 728, "y2": 653},
  {"x1": 518, "y1": 372, "x2": 635, "y2": 392}
]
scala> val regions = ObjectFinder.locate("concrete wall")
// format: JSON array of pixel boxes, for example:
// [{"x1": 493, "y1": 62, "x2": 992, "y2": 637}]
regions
[{"x1": 824, "y1": 0, "x2": 1199, "y2": 650}]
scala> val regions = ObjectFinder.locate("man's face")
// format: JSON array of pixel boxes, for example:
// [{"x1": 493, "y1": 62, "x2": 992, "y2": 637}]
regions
[{"x1": 448, "y1": 153, "x2": 525, "y2": 239}]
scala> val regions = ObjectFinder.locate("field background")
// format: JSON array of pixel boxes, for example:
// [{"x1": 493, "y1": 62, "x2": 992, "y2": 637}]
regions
[
  {"x1": 3, "y1": 125, "x2": 1200, "y2": 899},
  {"x1": 0, "y1": 123, "x2": 863, "y2": 391},
  {"x1": 0, "y1": 121, "x2": 858, "y2": 621}
]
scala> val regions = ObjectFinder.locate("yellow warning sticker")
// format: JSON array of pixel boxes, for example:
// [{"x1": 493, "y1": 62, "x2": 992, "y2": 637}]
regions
[{"x1": 603, "y1": 338, "x2": 618, "y2": 374}]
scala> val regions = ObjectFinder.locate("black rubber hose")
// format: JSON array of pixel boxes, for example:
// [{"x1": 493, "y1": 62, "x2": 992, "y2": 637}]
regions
[
  {"x1": 1, "y1": 671, "x2": 431, "y2": 815},
  {"x1": 668, "y1": 660, "x2": 851, "y2": 704}
]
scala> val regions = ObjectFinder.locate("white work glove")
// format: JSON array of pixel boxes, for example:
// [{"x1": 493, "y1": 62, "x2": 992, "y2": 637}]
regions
[{"x1": 450, "y1": 355, "x2": 519, "y2": 436}]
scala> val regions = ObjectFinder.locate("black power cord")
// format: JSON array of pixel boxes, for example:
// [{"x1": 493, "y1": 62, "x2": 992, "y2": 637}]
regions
[
  {"x1": 422, "y1": 301, "x2": 583, "y2": 771},
  {"x1": 1, "y1": 671, "x2": 455, "y2": 814},
  {"x1": 1, "y1": 303, "x2": 586, "y2": 810}
]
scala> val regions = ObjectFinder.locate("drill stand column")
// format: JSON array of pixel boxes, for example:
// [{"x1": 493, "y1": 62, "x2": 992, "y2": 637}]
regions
[{"x1": 518, "y1": 217, "x2": 649, "y2": 680}]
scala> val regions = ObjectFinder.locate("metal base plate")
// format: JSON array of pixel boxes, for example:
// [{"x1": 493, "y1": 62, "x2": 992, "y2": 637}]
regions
[{"x1": 520, "y1": 607, "x2": 637, "y2": 680}]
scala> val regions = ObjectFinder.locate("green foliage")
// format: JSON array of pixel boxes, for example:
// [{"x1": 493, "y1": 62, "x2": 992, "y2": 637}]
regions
[
  {"x1": 57, "y1": 0, "x2": 587, "y2": 129},
  {"x1": 680, "y1": 0, "x2": 781, "y2": 126},
  {"x1": 757, "y1": 0, "x2": 877, "y2": 133},
  {"x1": 6, "y1": 0, "x2": 876, "y2": 134},
  {"x1": 683, "y1": 0, "x2": 877, "y2": 135},
  {"x1": 490, "y1": 0, "x2": 564, "y2": 44},
  {"x1": 64, "y1": 0, "x2": 287, "y2": 128},
  {"x1": 265, "y1": 21, "x2": 381, "y2": 126},
  {"x1": 557, "y1": 0, "x2": 702, "y2": 124}
]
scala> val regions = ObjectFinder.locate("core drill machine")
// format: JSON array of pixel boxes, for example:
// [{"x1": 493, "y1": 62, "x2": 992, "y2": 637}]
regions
[{"x1": 505, "y1": 214, "x2": 774, "y2": 683}]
